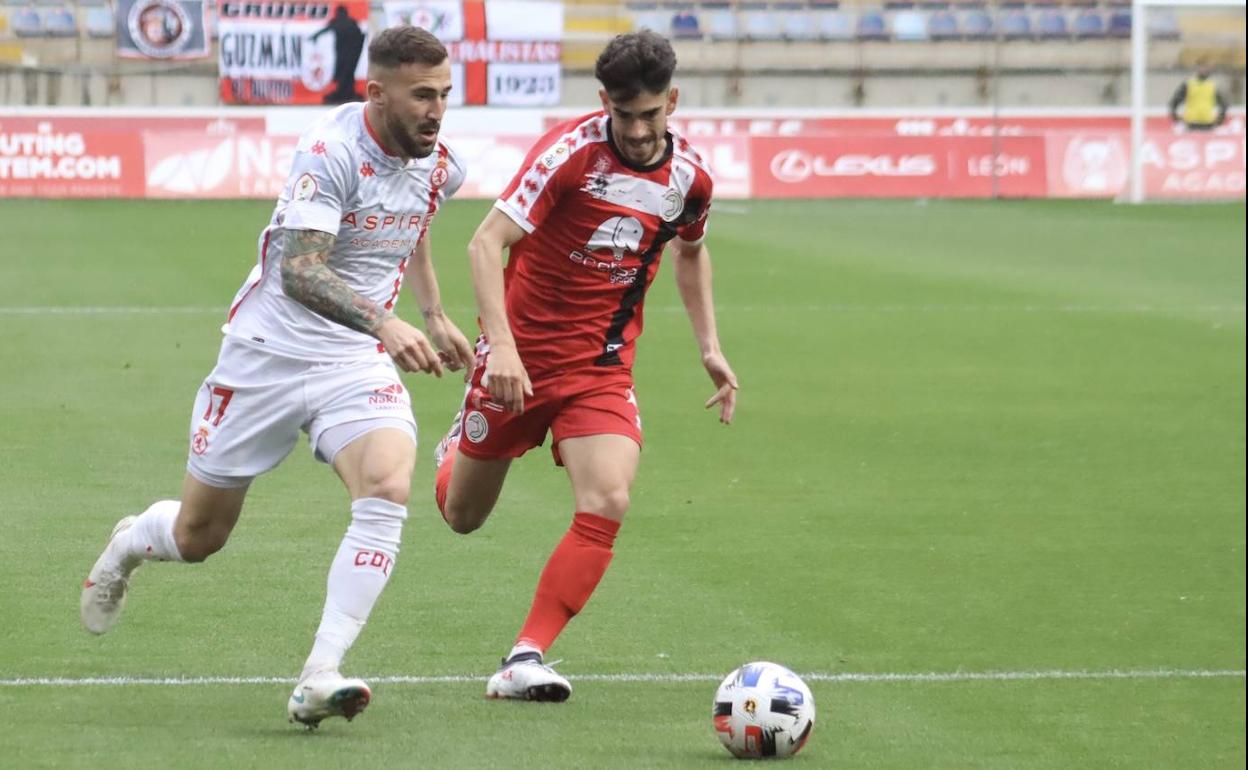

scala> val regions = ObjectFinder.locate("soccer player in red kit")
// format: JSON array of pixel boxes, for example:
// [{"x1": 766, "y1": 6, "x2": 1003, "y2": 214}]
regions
[{"x1": 432, "y1": 30, "x2": 739, "y2": 701}]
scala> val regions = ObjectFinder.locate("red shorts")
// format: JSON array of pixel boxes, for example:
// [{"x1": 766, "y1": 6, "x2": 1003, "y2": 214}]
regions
[{"x1": 453, "y1": 360, "x2": 642, "y2": 465}]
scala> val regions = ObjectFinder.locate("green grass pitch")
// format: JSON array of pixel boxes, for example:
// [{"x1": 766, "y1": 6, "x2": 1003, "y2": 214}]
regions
[{"x1": 0, "y1": 198, "x2": 1243, "y2": 768}]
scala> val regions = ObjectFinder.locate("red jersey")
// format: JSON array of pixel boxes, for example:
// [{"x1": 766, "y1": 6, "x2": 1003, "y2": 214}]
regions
[{"x1": 493, "y1": 111, "x2": 714, "y2": 377}]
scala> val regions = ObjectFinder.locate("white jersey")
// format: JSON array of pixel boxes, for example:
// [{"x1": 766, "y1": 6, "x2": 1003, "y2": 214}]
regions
[{"x1": 224, "y1": 102, "x2": 466, "y2": 362}]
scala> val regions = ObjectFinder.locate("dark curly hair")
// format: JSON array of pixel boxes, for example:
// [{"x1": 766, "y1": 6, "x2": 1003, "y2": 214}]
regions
[{"x1": 594, "y1": 30, "x2": 677, "y2": 102}]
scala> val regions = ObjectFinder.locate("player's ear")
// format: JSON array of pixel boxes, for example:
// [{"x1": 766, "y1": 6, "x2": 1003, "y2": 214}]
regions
[
  {"x1": 366, "y1": 77, "x2": 385, "y2": 104},
  {"x1": 598, "y1": 88, "x2": 610, "y2": 113},
  {"x1": 666, "y1": 87, "x2": 679, "y2": 116}
]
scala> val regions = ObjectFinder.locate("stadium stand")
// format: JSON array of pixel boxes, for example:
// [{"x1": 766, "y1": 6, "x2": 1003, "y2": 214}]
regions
[{"x1": 1, "y1": 0, "x2": 1242, "y2": 109}]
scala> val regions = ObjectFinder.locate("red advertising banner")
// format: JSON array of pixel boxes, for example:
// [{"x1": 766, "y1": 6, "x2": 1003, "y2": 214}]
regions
[
  {"x1": 656, "y1": 112, "x2": 1246, "y2": 139},
  {"x1": 750, "y1": 135, "x2": 1048, "y2": 198},
  {"x1": 1046, "y1": 131, "x2": 1246, "y2": 199},
  {"x1": 3, "y1": 110, "x2": 1244, "y2": 200},
  {"x1": 143, "y1": 131, "x2": 299, "y2": 198},
  {"x1": 0, "y1": 122, "x2": 146, "y2": 198}
]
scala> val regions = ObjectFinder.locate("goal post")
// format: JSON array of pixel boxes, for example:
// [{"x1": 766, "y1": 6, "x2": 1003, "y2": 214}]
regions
[{"x1": 1129, "y1": 0, "x2": 1246, "y2": 203}]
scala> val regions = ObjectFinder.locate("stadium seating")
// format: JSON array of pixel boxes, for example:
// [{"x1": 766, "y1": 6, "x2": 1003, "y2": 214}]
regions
[
  {"x1": 781, "y1": 6, "x2": 820, "y2": 41},
  {"x1": 856, "y1": 9, "x2": 888, "y2": 40},
  {"x1": 671, "y1": 9, "x2": 702, "y2": 38},
  {"x1": 1147, "y1": 9, "x2": 1180, "y2": 41},
  {"x1": 83, "y1": 4, "x2": 110, "y2": 39},
  {"x1": 1000, "y1": 9, "x2": 1032, "y2": 39},
  {"x1": 892, "y1": 9, "x2": 929, "y2": 41},
  {"x1": 928, "y1": 10, "x2": 959, "y2": 40},
  {"x1": 10, "y1": 5, "x2": 40, "y2": 37},
  {"x1": 1035, "y1": 9, "x2": 1070, "y2": 39},
  {"x1": 701, "y1": 3, "x2": 738, "y2": 40},
  {"x1": 740, "y1": 3, "x2": 784, "y2": 40},
  {"x1": 961, "y1": 9, "x2": 994, "y2": 40},
  {"x1": 1107, "y1": 9, "x2": 1132, "y2": 38},
  {"x1": 815, "y1": 8, "x2": 856, "y2": 40},
  {"x1": 1073, "y1": 9, "x2": 1106, "y2": 39},
  {"x1": 41, "y1": 5, "x2": 73, "y2": 36}
]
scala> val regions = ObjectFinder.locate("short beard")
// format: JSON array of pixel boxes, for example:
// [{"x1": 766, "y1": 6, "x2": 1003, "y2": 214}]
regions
[{"x1": 386, "y1": 113, "x2": 431, "y2": 159}]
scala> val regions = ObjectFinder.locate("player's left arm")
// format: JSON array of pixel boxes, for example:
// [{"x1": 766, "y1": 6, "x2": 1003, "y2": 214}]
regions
[
  {"x1": 672, "y1": 236, "x2": 738, "y2": 425},
  {"x1": 404, "y1": 235, "x2": 474, "y2": 372}
]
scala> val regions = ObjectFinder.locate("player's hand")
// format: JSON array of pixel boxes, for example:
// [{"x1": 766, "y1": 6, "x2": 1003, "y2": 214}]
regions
[
  {"x1": 426, "y1": 316, "x2": 475, "y2": 376},
  {"x1": 701, "y1": 350, "x2": 739, "y2": 425},
  {"x1": 482, "y1": 342, "x2": 532, "y2": 414},
  {"x1": 377, "y1": 316, "x2": 443, "y2": 376}
]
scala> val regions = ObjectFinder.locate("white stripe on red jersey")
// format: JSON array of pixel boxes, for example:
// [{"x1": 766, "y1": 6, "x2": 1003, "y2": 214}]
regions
[{"x1": 491, "y1": 111, "x2": 715, "y2": 376}]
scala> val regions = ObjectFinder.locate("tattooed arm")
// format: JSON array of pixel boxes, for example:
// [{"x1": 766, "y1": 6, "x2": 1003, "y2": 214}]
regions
[
  {"x1": 280, "y1": 229, "x2": 388, "y2": 335},
  {"x1": 280, "y1": 228, "x2": 442, "y2": 374}
]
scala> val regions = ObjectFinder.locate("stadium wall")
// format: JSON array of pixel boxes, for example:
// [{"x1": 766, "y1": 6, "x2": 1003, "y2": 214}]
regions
[{"x1": 0, "y1": 106, "x2": 1243, "y2": 200}]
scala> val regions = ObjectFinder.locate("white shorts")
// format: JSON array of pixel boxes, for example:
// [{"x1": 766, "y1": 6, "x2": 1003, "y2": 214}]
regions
[{"x1": 186, "y1": 338, "x2": 417, "y2": 487}]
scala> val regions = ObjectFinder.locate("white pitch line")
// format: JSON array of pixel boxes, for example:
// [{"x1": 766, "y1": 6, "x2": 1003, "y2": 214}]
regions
[
  {"x1": 0, "y1": 306, "x2": 220, "y2": 315},
  {"x1": 0, "y1": 305, "x2": 1244, "y2": 317},
  {"x1": 0, "y1": 669, "x2": 1241, "y2": 688}
]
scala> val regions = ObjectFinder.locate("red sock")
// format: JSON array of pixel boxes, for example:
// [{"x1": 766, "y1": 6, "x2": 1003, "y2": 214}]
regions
[
  {"x1": 516, "y1": 512, "x2": 620, "y2": 653},
  {"x1": 434, "y1": 446, "x2": 456, "y2": 519}
]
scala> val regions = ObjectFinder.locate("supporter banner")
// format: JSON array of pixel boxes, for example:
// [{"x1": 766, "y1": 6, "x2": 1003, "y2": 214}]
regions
[
  {"x1": 750, "y1": 135, "x2": 1048, "y2": 198},
  {"x1": 0, "y1": 120, "x2": 146, "y2": 197},
  {"x1": 383, "y1": 0, "x2": 563, "y2": 106},
  {"x1": 217, "y1": 0, "x2": 370, "y2": 105},
  {"x1": 116, "y1": 0, "x2": 211, "y2": 60}
]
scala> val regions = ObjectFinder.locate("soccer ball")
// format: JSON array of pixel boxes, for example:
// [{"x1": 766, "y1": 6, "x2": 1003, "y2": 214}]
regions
[{"x1": 712, "y1": 661, "x2": 815, "y2": 759}]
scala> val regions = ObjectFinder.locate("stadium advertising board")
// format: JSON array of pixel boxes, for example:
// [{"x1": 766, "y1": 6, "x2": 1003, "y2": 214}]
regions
[
  {"x1": 382, "y1": 0, "x2": 563, "y2": 106},
  {"x1": 116, "y1": 0, "x2": 211, "y2": 60},
  {"x1": 217, "y1": 0, "x2": 370, "y2": 105},
  {"x1": 0, "y1": 118, "x2": 146, "y2": 197},
  {"x1": 2, "y1": 110, "x2": 1244, "y2": 200},
  {"x1": 1046, "y1": 132, "x2": 1246, "y2": 199},
  {"x1": 751, "y1": 135, "x2": 1049, "y2": 198}
]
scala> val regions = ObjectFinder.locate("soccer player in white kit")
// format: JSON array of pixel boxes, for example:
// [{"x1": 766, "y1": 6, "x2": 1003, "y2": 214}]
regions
[{"x1": 79, "y1": 26, "x2": 475, "y2": 729}]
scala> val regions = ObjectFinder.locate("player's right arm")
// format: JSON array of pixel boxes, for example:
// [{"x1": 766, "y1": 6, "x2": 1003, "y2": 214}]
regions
[
  {"x1": 467, "y1": 208, "x2": 532, "y2": 412},
  {"x1": 281, "y1": 230, "x2": 442, "y2": 375}
]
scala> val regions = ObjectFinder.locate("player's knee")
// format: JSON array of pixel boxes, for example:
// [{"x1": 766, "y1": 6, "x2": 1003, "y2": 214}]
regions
[
  {"x1": 174, "y1": 521, "x2": 231, "y2": 562},
  {"x1": 583, "y1": 487, "x2": 631, "y2": 520},
  {"x1": 442, "y1": 501, "x2": 486, "y2": 535},
  {"x1": 357, "y1": 468, "x2": 411, "y2": 506}
]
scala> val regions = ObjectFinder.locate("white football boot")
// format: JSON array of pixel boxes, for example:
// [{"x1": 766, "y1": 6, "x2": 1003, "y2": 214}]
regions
[
  {"x1": 485, "y1": 652, "x2": 572, "y2": 702},
  {"x1": 80, "y1": 516, "x2": 140, "y2": 635},
  {"x1": 433, "y1": 405, "x2": 464, "y2": 469},
  {"x1": 288, "y1": 670, "x2": 372, "y2": 729}
]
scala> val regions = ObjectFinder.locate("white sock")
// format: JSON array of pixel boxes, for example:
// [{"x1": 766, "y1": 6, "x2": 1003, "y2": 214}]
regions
[
  {"x1": 508, "y1": 642, "x2": 544, "y2": 661},
  {"x1": 301, "y1": 497, "x2": 407, "y2": 678},
  {"x1": 116, "y1": 500, "x2": 184, "y2": 564}
]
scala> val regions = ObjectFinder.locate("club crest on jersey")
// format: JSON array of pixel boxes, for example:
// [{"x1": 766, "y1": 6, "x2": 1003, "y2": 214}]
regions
[
  {"x1": 660, "y1": 188, "x2": 685, "y2": 222},
  {"x1": 293, "y1": 173, "x2": 318, "y2": 201},
  {"x1": 191, "y1": 427, "x2": 209, "y2": 456},
  {"x1": 430, "y1": 165, "x2": 448, "y2": 188},
  {"x1": 464, "y1": 410, "x2": 489, "y2": 443}
]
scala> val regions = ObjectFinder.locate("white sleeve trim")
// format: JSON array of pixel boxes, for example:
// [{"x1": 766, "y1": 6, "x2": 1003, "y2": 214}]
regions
[
  {"x1": 493, "y1": 198, "x2": 535, "y2": 234},
  {"x1": 282, "y1": 200, "x2": 342, "y2": 235}
]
